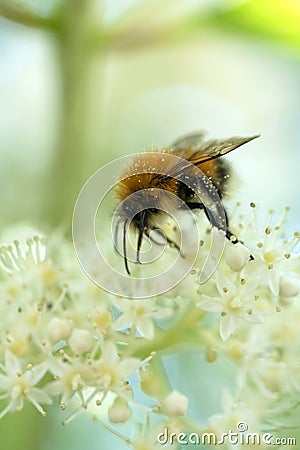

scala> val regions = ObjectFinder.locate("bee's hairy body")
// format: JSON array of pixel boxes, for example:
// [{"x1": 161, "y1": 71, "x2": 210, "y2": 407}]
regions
[{"x1": 115, "y1": 131, "x2": 259, "y2": 274}]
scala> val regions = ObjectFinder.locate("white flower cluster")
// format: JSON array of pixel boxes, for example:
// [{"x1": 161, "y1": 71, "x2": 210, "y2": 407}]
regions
[
  {"x1": 0, "y1": 234, "x2": 155, "y2": 425},
  {"x1": 0, "y1": 204, "x2": 299, "y2": 449},
  {"x1": 197, "y1": 204, "x2": 300, "y2": 340},
  {"x1": 195, "y1": 204, "x2": 300, "y2": 446}
]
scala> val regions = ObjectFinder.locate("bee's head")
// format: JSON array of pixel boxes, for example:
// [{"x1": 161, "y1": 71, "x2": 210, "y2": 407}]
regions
[
  {"x1": 115, "y1": 178, "x2": 171, "y2": 275},
  {"x1": 114, "y1": 186, "x2": 153, "y2": 275},
  {"x1": 114, "y1": 208, "x2": 148, "y2": 276}
]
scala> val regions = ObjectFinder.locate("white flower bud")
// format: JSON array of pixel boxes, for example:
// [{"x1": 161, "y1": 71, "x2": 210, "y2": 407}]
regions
[
  {"x1": 161, "y1": 390, "x2": 188, "y2": 416},
  {"x1": 68, "y1": 329, "x2": 93, "y2": 354},
  {"x1": 225, "y1": 243, "x2": 250, "y2": 271},
  {"x1": 279, "y1": 276, "x2": 299, "y2": 298},
  {"x1": 47, "y1": 318, "x2": 71, "y2": 342},
  {"x1": 108, "y1": 397, "x2": 132, "y2": 423}
]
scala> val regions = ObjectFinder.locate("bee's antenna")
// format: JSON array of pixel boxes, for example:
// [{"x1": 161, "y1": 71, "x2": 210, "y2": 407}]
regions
[
  {"x1": 136, "y1": 210, "x2": 146, "y2": 264},
  {"x1": 123, "y1": 220, "x2": 131, "y2": 275},
  {"x1": 113, "y1": 219, "x2": 120, "y2": 253}
]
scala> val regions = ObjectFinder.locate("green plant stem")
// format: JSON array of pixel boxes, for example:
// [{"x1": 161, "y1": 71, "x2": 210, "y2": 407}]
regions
[
  {"x1": 123, "y1": 306, "x2": 220, "y2": 360},
  {"x1": 48, "y1": 0, "x2": 100, "y2": 227},
  {"x1": 0, "y1": 404, "x2": 45, "y2": 450},
  {"x1": 0, "y1": 0, "x2": 57, "y2": 29}
]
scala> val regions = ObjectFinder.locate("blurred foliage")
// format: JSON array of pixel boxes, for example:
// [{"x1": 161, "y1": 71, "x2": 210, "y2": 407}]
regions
[
  {"x1": 212, "y1": 0, "x2": 300, "y2": 52},
  {"x1": 1, "y1": 0, "x2": 300, "y2": 51}
]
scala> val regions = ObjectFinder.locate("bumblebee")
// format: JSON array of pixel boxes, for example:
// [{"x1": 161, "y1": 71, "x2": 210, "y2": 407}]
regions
[{"x1": 115, "y1": 131, "x2": 259, "y2": 274}]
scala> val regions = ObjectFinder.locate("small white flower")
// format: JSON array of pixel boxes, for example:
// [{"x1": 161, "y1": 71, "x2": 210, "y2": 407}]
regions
[
  {"x1": 161, "y1": 390, "x2": 189, "y2": 416},
  {"x1": 0, "y1": 234, "x2": 46, "y2": 273},
  {"x1": 47, "y1": 318, "x2": 71, "y2": 342},
  {"x1": 95, "y1": 341, "x2": 150, "y2": 397},
  {"x1": 112, "y1": 298, "x2": 173, "y2": 340},
  {"x1": 279, "y1": 275, "x2": 299, "y2": 298},
  {"x1": 231, "y1": 206, "x2": 300, "y2": 297},
  {"x1": 0, "y1": 351, "x2": 52, "y2": 418},
  {"x1": 108, "y1": 396, "x2": 132, "y2": 423},
  {"x1": 68, "y1": 329, "x2": 94, "y2": 354},
  {"x1": 198, "y1": 271, "x2": 263, "y2": 340},
  {"x1": 225, "y1": 242, "x2": 251, "y2": 272},
  {"x1": 46, "y1": 356, "x2": 92, "y2": 408}
]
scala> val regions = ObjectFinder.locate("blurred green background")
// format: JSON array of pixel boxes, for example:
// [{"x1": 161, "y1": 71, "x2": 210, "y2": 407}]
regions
[
  {"x1": 1, "y1": 0, "x2": 300, "y2": 229},
  {"x1": 1, "y1": 0, "x2": 300, "y2": 449}
]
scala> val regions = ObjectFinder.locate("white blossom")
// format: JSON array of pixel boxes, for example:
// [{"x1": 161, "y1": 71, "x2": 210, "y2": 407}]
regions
[
  {"x1": 198, "y1": 270, "x2": 264, "y2": 340},
  {"x1": 108, "y1": 396, "x2": 132, "y2": 423},
  {"x1": 0, "y1": 203, "x2": 299, "y2": 444},
  {"x1": 68, "y1": 329, "x2": 94, "y2": 354},
  {"x1": 112, "y1": 297, "x2": 173, "y2": 339},
  {"x1": 0, "y1": 350, "x2": 52, "y2": 418},
  {"x1": 161, "y1": 390, "x2": 189, "y2": 416}
]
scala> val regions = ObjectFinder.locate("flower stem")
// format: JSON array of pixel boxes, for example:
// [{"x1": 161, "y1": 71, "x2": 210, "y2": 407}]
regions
[
  {"x1": 48, "y1": 0, "x2": 100, "y2": 227},
  {"x1": 126, "y1": 306, "x2": 219, "y2": 359}
]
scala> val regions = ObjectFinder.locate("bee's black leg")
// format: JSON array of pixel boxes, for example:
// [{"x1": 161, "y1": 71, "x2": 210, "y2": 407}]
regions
[
  {"x1": 225, "y1": 228, "x2": 239, "y2": 244},
  {"x1": 136, "y1": 229, "x2": 144, "y2": 264},
  {"x1": 146, "y1": 228, "x2": 183, "y2": 256},
  {"x1": 136, "y1": 210, "x2": 146, "y2": 264},
  {"x1": 185, "y1": 202, "x2": 204, "y2": 210},
  {"x1": 185, "y1": 202, "x2": 254, "y2": 261},
  {"x1": 186, "y1": 202, "x2": 239, "y2": 244},
  {"x1": 123, "y1": 220, "x2": 131, "y2": 275}
]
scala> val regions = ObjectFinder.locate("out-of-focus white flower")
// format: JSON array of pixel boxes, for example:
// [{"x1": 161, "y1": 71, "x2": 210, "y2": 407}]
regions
[
  {"x1": 225, "y1": 242, "x2": 251, "y2": 272},
  {"x1": 0, "y1": 350, "x2": 52, "y2": 418},
  {"x1": 108, "y1": 396, "x2": 132, "y2": 423},
  {"x1": 112, "y1": 298, "x2": 173, "y2": 339},
  {"x1": 46, "y1": 356, "x2": 94, "y2": 410},
  {"x1": 68, "y1": 329, "x2": 94, "y2": 354},
  {"x1": 95, "y1": 341, "x2": 150, "y2": 397},
  {"x1": 279, "y1": 275, "x2": 299, "y2": 298},
  {"x1": 239, "y1": 307, "x2": 300, "y2": 397},
  {"x1": 47, "y1": 318, "x2": 71, "y2": 342},
  {"x1": 161, "y1": 390, "x2": 189, "y2": 416},
  {"x1": 207, "y1": 390, "x2": 264, "y2": 450}
]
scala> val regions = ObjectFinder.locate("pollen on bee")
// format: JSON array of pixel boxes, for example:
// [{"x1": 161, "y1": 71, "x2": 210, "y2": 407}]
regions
[{"x1": 114, "y1": 131, "x2": 259, "y2": 275}]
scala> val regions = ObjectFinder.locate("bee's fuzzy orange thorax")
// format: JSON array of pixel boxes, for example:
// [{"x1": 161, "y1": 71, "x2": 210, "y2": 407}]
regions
[{"x1": 115, "y1": 150, "x2": 178, "y2": 202}]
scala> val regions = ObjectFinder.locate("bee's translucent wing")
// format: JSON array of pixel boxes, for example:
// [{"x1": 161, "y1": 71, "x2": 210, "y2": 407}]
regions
[
  {"x1": 187, "y1": 134, "x2": 260, "y2": 165},
  {"x1": 170, "y1": 130, "x2": 208, "y2": 152}
]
